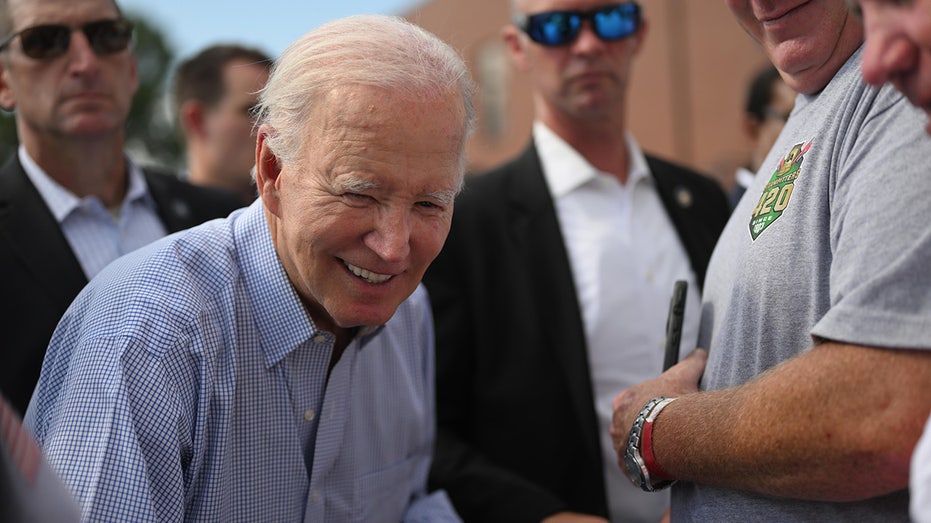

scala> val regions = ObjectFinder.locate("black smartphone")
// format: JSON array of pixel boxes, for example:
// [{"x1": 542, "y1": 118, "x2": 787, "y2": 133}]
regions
[{"x1": 662, "y1": 280, "x2": 688, "y2": 371}]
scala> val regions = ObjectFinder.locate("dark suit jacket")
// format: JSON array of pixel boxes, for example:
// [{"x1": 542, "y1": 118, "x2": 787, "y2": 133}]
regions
[
  {"x1": 0, "y1": 155, "x2": 243, "y2": 414},
  {"x1": 423, "y1": 143, "x2": 730, "y2": 522}
]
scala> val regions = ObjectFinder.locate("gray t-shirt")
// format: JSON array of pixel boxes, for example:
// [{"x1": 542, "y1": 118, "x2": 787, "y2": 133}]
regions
[{"x1": 674, "y1": 47, "x2": 931, "y2": 521}]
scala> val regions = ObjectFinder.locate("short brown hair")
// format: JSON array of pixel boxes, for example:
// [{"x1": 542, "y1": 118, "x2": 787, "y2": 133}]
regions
[{"x1": 172, "y1": 44, "x2": 270, "y2": 118}]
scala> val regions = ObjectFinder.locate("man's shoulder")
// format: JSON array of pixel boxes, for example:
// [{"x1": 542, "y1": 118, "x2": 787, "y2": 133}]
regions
[
  {"x1": 0, "y1": 154, "x2": 35, "y2": 204},
  {"x1": 72, "y1": 220, "x2": 240, "y2": 337},
  {"x1": 644, "y1": 153, "x2": 724, "y2": 193},
  {"x1": 644, "y1": 152, "x2": 730, "y2": 219},
  {"x1": 142, "y1": 166, "x2": 244, "y2": 226},
  {"x1": 458, "y1": 145, "x2": 542, "y2": 206},
  {"x1": 143, "y1": 167, "x2": 243, "y2": 202},
  {"x1": 472, "y1": 144, "x2": 539, "y2": 180}
]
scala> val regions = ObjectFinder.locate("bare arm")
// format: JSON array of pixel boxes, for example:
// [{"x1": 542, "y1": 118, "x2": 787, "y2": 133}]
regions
[{"x1": 612, "y1": 342, "x2": 931, "y2": 501}]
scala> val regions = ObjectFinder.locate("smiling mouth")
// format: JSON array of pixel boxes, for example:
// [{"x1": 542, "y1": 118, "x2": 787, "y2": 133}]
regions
[{"x1": 344, "y1": 261, "x2": 392, "y2": 284}]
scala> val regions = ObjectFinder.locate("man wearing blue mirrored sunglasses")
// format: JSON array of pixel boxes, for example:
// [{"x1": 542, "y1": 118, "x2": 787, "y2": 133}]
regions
[{"x1": 423, "y1": 1, "x2": 731, "y2": 522}]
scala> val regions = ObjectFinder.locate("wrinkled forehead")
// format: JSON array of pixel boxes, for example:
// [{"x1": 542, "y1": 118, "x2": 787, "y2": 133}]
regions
[
  {"x1": 311, "y1": 84, "x2": 467, "y2": 142},
  {"x1": 300, "y1": 85, "x2": 467, "y2": 182}
]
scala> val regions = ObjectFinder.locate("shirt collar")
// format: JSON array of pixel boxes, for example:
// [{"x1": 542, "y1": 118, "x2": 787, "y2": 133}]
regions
[
  {"x1": 235, "y1": 201, "x2": 385, "y2": 368},
  {"x1": 533, "y1": 121, "x2": 651, "y2": 199},
  {"x1": 19, "y1": 145, "x2": 153, "y2": 222},
  {"x1": 236, "y1": 201, "x2": 315, "y2": 368}
]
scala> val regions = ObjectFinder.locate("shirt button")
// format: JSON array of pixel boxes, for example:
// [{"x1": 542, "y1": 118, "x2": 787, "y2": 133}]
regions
[
  {"x1": 304, "y1": 409, "x2": 315, "y2": 421},
  {"x1": 311, "y1": 490, "x2": 320, "y2": 502},
  {"x1": 313, "y1": 334, "x2": 327, "y2": 343}
]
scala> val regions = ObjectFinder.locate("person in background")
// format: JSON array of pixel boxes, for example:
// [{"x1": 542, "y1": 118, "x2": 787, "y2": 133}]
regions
[
  {"x1": 25, "y1": 14, "x2": 473, "y2": 522},
  {"x1": 423, "y1": 0, "x2": 730, "y2": 521},
  {"x1": 610, "y1": 0, "x2": 931, "y2": 521},
  {"x1": 850, "y1": 1, "x2": 931, "y2": 521},
  {"x1": 0, "y1": 0, "x2": 242, "y2": 415},
  {"x1": 173, "y1": 43, "x2": 271, "y2": 204},
  {"x1": 729, "y1": 64, "x2": 794, "y2": 209}
]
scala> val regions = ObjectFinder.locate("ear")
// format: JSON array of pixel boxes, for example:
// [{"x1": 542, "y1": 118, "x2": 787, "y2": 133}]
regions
[
  {"x1": 502, "y1": 24, "x2": 531, "y2": 72},
  {"x1": 179, "y1": 100, "x2": 207, "y2": 138},
  {"x1": 254, "y1": 125, "x2": 283, "y2": 217},
  {"x1": 0, "y1": 61, "x2": 17, "y2": 111}
]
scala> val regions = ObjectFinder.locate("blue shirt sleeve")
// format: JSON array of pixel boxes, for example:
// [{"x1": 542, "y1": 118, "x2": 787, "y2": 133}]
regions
[{"x1": 27, "y1": 335, "x2": 186, "y2": 522}]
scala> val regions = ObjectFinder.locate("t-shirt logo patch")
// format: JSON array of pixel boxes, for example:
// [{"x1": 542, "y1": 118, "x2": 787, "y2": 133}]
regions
[{"x1": 749, "y1": 140, "x2": 811, "y2": 240}]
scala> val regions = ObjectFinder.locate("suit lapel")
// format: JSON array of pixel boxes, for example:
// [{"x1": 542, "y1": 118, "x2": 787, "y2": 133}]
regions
[
  {"x1": 647, "y1": 155, "x2": 708, "y2": 290},
  {"x1": 506, "y1": 143, "x2": 602, "y2": 464},
  {"x1": 0, "y1": 156, "x2": 87, "y2": 307},
  {"x1": 144, "y1": 169, "x2": 195, "y2": 233}
]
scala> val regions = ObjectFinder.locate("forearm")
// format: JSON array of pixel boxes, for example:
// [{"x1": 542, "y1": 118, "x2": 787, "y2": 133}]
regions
[{"x1": 654, "y1": 343, "x2": 931, "y2": 500}]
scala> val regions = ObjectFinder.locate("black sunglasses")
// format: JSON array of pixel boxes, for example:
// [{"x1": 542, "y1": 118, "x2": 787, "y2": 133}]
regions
[
  {"x1": 0, "y1": 19, "x2": 134, "y2": 60},
  {"x1": 514, "y1": 2, "x2": 641, "y2": 47}
]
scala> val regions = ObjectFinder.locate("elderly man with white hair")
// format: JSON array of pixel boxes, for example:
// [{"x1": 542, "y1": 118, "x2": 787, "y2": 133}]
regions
[{"x1": 25, "y1": 14, "x2": 474, "y2": 522}]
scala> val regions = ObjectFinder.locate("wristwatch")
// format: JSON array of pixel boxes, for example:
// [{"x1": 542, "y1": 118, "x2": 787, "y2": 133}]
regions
[{"x1": 624, "y1": 396, "x2": 677, "y2": 492}]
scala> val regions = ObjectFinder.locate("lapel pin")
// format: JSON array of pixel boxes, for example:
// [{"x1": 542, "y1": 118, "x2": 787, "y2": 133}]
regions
[{"x1": 675, "y1": 187, "x2": 693, "y2": 209}]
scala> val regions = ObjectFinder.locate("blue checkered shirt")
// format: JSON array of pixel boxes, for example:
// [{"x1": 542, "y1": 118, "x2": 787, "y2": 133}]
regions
[{"x1": 25, "y1": 201, "x2": 460, "y2": 522}]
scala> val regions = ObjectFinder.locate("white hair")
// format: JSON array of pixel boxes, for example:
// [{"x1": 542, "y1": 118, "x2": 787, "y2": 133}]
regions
[{"x1": 254, "y1": 15, "x2": 476, "y2": 171}]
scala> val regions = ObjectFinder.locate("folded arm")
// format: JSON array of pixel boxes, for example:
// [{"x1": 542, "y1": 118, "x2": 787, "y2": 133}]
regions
[{"x1": 613, "y1": 342, "x2": 931, "y2": 501}]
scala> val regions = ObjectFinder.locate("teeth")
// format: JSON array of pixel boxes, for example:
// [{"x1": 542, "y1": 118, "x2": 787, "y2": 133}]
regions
[{"x1": 345, "y1": 262, "x2": 392, "y2": 284}]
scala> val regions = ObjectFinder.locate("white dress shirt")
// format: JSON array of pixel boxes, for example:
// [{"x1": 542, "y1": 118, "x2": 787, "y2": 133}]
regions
[{"x1": 535, "y1": 122, "x2": 701, "y2": 523}]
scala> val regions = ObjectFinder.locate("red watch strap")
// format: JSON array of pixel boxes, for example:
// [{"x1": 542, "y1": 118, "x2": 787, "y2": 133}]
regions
[{"x1": 642, "y1": 418, "x2": 673, "y2": 481}]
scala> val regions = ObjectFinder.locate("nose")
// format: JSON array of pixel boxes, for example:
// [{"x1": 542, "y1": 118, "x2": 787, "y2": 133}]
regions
[
  {"x1": 364, "y1": 208, "x2": 411, "y2": 263},
  {"x1": 861, "y1": 28, "x2": 917, "y2": 87},
  {"x1": 571, "y1": 21, "x2": 607, "y2": 54},
  {"x1": 65, "y1": 30, "x2": 101, "y2": 75}
]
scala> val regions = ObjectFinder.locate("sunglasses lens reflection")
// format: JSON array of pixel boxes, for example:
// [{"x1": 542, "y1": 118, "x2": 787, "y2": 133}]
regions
[
  {"x1": 593, "y1": 5, "x2": 639, "y2": 41},
  {"x1": 524, "y1": 3, "x2": 640, "y2": 47}
]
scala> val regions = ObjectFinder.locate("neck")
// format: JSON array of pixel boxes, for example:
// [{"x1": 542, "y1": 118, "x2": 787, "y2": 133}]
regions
[
  {"x1": 264, "y1": 206, "x2": 358, "y2": 378},
  {"x1": 327, "y1": 328, "x2": 355, "y2": 376},
  {"x1": 22, "y1": 134, "x2": 128, "y2": 207},
  {"x1": 188, "y1": 157, "x2": 254, "y2": 204},
  {"x1": 540, "y1": 107, "x2": 631, "y2": 184}
]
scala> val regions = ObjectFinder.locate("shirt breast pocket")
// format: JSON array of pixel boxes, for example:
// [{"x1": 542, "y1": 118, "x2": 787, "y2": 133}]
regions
[{"x1": 355, "y1": 456, "x2": 417, "y2": 523}]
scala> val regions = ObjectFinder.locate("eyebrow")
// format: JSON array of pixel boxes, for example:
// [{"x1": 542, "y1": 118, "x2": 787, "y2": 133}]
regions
[
  {"x1": 338, "y1": 176, "x2": 379, "y2": 193},
  {"x1": 424, "y1": 189, "x2": 457, "y2": 206},
  {"x1": 338, "y1": 176, "x2": 457, "y2": 205}
]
